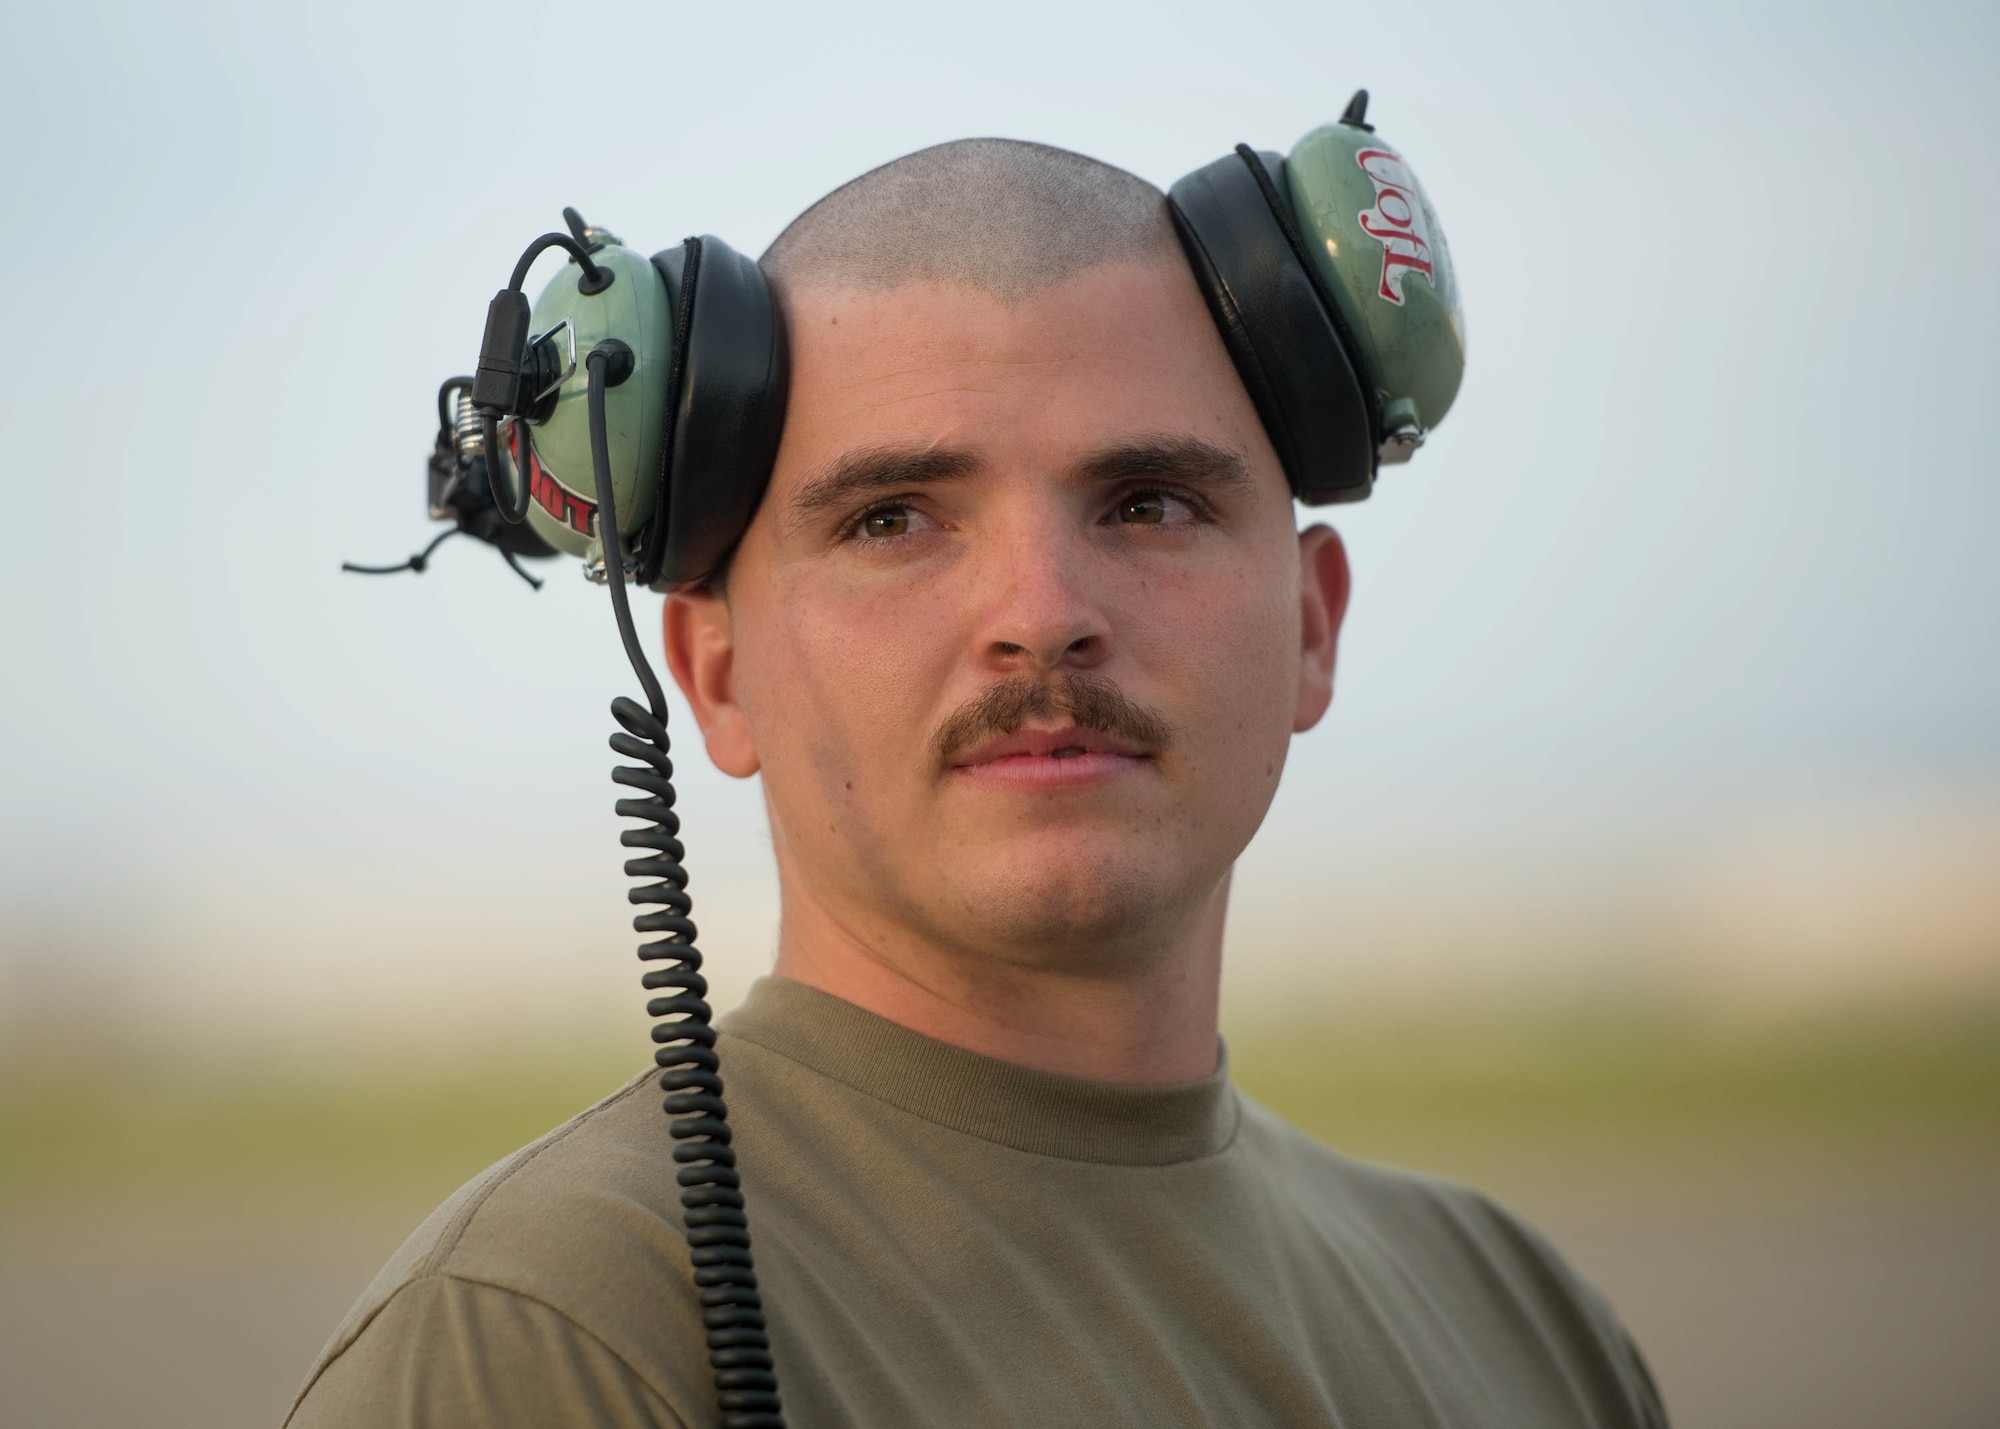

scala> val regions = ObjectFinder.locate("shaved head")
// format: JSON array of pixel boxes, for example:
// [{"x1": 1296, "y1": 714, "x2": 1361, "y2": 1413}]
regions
[
  {"x1": 668, "y1": 128, "x2": 1349, "y2": 1087},
  {"x1": 761, "y1": 138, "x2": 1177, "y2": 302}
]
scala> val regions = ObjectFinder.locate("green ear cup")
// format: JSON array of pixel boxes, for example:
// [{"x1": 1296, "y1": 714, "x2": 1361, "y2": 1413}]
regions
[
  {"x1": 1285, "y1": 120, "x2": 1465, "y2": 460},
  {"x1": 518, "y1": 243, "x2": 674, "y2": 560}
]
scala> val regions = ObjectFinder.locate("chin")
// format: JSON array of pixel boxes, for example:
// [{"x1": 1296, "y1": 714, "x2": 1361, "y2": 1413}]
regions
[{"x1": 932, "y1": 833, "x2": 1219, "y2": 972}]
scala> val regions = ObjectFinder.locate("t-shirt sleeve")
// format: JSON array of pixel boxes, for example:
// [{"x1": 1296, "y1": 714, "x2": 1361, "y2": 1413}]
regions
[
  {"x1": 286, "y1": 1274, "x2": 687, "y2": 1429},
  {"x1": 1461, "y1": 1189, "x2": 1672, "y2": 1429}
]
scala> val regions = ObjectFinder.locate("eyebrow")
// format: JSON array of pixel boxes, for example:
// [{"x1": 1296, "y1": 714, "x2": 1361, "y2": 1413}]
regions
[
  {"x1": 787, "y1": 445, "x2": 984, "y2": 527},
  {"x1": 1068, "y1": 435, "x2": 1253, "y2": 492}
]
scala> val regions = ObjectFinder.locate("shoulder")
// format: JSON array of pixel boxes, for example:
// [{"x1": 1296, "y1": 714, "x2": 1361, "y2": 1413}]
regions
[
  {"x1": 1232, "y1": 1096, "x2": 1668, "y2": 1427},
  {"x1": 288, "y1": 1070, "x2": 711, "y2": 1426},
  {"x1": 286, "y1": 1273, "x2": 685, "y2": 1429},
  {"x1": 1234, "y1": 1094, "x2": 1575, "y2": 1284}
]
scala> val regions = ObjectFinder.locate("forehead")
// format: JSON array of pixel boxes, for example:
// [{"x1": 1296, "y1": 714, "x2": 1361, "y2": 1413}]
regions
[{"x1": 766, "y1": 259, "x2": 1270, "y2": 489}]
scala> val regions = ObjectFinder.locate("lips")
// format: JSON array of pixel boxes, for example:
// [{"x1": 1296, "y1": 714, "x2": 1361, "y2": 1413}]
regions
[
  {"x1": 944, "y1": 723, "x2": 1155, "y2": 792},
  {"x1": 950, "y1": 723, "x2": 1153, "y2": 768}
]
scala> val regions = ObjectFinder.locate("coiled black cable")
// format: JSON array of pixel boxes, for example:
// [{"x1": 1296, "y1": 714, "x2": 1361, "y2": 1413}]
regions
[{"x1": 583, "y1": 346, "x2": 787, "y2": 1429}]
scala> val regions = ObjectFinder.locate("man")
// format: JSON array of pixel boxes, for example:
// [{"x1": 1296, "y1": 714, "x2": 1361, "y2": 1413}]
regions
[{"x1": 290, "y1": 140, "x2": 1667, "y2": 1427}]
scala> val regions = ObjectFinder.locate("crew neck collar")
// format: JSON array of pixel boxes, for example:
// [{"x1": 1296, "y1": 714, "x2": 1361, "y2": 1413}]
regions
[{"x1": 719, "y1": 977, "x2": 1239, "y2": 1166}]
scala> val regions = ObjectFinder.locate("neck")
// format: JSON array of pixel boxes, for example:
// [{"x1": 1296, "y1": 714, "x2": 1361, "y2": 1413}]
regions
[{"x1": 768, "y1": 862, "x2": 1229, "y2": 1086}]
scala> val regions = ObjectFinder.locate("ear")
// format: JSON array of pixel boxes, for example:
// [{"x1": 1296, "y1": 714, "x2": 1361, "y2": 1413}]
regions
[
  {"x1": 661, "y1": 587, "x2": 760, "y2": 778},
  {"x1": 1293, "y1": 524, "x2": 1351, "y2": 733}
]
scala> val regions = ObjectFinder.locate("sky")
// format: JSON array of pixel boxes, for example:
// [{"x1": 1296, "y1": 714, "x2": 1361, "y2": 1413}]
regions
[{"x1": 1, "y1": 0, "x2": 1996, "y2": 1051}]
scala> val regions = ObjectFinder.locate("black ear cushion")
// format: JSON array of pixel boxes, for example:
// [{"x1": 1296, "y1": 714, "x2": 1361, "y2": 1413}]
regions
[
  {"x1": 1168, "y1": 149, "x2": 1377, "y2": 504},
  {"x1": 639, "y1": 235, "x2": 790, "y2": 587}
]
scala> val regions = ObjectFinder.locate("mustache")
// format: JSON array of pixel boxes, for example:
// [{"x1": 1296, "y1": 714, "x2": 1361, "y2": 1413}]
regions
[{"x1": 933, "y1": 673, "x2": 1175, "y2": 766}]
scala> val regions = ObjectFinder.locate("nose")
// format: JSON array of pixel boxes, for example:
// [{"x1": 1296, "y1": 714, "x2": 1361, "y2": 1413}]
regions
[{"x1": 973, "y1": 519, "x2": 1111, "y2": 674}]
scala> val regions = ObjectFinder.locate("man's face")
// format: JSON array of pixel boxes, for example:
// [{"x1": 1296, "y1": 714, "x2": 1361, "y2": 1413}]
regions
[{"x1": 666, "y1": 257, "x2": 1347, "y2": 974}]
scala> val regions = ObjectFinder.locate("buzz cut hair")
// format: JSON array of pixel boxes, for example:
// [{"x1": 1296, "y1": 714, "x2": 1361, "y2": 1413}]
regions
[{"x1": 760, "y1": 138, "x2": 1179, "y2": 303}]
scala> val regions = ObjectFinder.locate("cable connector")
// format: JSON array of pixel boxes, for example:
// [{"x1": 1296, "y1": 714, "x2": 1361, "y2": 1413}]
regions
[
  {"x1": 471, "y1": 289, "x2": 532, "y2": 414},
  {"x1": 589, "y1": 338, "x2": 635, "y2": 388}
]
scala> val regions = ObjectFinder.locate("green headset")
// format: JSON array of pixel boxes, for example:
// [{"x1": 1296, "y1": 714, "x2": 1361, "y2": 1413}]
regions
[
  {"x1": 349, "y1": 90, "x2": 1463, "y2": 1429},
  {"x1": 364, "y1": 90, "x2": 1462, "y2": 593}
]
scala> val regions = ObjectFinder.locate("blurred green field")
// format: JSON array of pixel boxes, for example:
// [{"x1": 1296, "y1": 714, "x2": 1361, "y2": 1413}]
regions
[
  {"x1": 4, "y1": 1008, "x2": 1995, "y2": 1222},
  {"x1": 1232, "y1": 1008, "x2": 2000, "y2": 1184}
]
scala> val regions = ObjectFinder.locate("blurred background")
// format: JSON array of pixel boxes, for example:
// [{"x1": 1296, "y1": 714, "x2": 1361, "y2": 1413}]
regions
[{"x1": 2, "y1": 1, "x2": 1995, "y2": 1425}]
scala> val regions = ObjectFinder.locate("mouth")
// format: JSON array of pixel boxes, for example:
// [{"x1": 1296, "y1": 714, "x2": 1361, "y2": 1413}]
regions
[{"x1": 948, "y1": 723, "x2": 1155, "y2": 790}]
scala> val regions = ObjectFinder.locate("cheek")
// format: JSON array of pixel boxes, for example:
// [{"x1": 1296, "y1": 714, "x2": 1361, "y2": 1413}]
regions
[
  {"x1": 1135, "y1": 550, "x2": 1302, "y2": 790},
  {"x1": 734, "y1": 577, "x2": 959, "y2": 821}
]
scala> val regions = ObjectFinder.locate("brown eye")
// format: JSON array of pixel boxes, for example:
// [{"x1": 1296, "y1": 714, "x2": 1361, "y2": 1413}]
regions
[
  {"x1": 855, "y1": 504, "x2": 935, "y2": 541},
  {"x1": 1116, "y1": 491, "x2": 1193, "y2": 526}
]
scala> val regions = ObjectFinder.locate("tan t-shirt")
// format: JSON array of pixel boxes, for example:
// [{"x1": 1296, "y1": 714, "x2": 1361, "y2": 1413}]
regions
[{"x1": 288, "y1": 978, "x2": 1667, "y2": 1428}]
